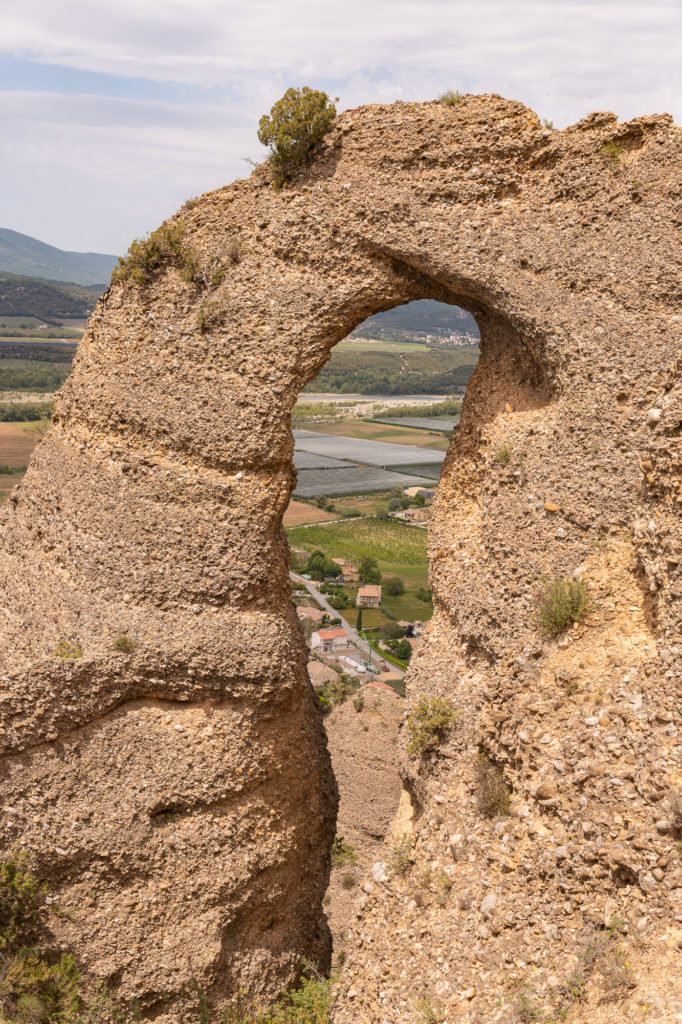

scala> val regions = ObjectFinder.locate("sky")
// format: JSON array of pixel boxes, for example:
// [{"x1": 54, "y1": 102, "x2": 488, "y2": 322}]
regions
[{"x1": 1, "y1": 0, "x2": 681, "y2": 255}]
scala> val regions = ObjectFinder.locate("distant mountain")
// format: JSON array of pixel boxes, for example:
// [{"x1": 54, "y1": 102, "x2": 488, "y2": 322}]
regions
[
  {"x1": 0, "y1": 272, "x2": 102, "y2": 321},
  {"x1": 0, "y1": 229, "x2": 117, "y2": 286},
  {"x1": 352, "y1": 299, "x2": 480, "y2": 339}
]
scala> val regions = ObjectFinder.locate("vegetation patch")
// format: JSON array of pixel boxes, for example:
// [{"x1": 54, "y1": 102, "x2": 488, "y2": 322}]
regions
[
  {"x1": 196, "y1": 301, "x2": 225, "y2": 333},
  {"x1": 0, "y1": 365, "x2": 71, "y2": 392},
  {"x1": 0, "y1": 847, "x2": 80, "y2": 1024},
  {"x1": 54, "y1": 641, "x2": 82, "y2": 659},
  {"x1": 258, "y1": 87, "x2": 337, "y2": 186},
  {"x1": 390, "y1": 833, "x2": 412, "y2": 876},
  {"x1": 331, "y1": 837, "x2": 357, "y2": 868},
  {"x1": 439, "y1": 89, "x2": 462, "y2": 106},
  {"x1": 113, "y1": 635, "x2": 135, "y2": 653},
  {"x1": 476, "y1": 756, "x2": 511, "y2": 818},
  {"x1": 287, "y1": 517, "x2": 427, "y2": 566},
  {"x1": 406, "y1": 697, "x2": 456, "y2": 756},
  {"x1": 303, "y1": 342, "x2": 477, "y2": 395},
  {"x1": 0, "y1": 844, "x2": 334, "y2": 1023},
  {"x1": 0, "y1": 272, "x2": 100, "y2": 321},
  {"x1": 316, "y1": 673, "x2": 357, "y2": 716},
  {"x1": 0, "y1": 403, "x2": 53, "y2": 422},
  {"x1": 601, "y1": 139, "x2": 623, "y2": 167},
  {"x1": 111, "y1": 223, "x2": 202, "y2": 287},
  {"x1": 535, "y1": 576, "x2": 592, "y2": 636}
]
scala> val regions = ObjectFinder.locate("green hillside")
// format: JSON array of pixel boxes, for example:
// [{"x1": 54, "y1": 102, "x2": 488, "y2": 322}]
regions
[
  {"x1": 351, "y1": 299, "x2": 479, "y2": 341},
  {"x1": 0, "y1": 228, "x2": 117, "y2": 286},
  {"x1": 0, "y1": 272, "x2": 102, "y2": 322},
  {"x1": 304, "y1": 342, "x2": 479, "y2": 394}
]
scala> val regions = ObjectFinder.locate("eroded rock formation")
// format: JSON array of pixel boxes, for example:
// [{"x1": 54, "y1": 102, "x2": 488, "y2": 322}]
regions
[{"x1": 1, "y1": 95, "x2": 681, "y2": 1020}]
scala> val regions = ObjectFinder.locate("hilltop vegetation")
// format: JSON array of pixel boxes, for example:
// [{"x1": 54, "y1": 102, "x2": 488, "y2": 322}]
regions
[{"x1": 0, "y1": 272, "x2": 101, "y2": 322}]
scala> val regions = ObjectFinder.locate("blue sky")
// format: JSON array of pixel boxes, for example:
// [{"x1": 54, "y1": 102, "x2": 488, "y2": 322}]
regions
[{"x1": 1, "y1": 0, "x2": 681, "y2": 254}]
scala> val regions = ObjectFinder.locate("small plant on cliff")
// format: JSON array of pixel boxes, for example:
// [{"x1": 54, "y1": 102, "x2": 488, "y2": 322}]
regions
[
  {"x1": 535, "y1": 576, "x2": 592, "y2": 636},
  {"x1": 196, "y1": 301, "x2": 225, "y2": 334},
  {"x1": 390, "y1": 832, "x2": 412, "y2": 876},
  {"x1": 601, "y1": 139, "x2": 623, "y2": 168},
  {"x1": 54, "y1": 640, "x2": 82, "y2": 659},
  {"x1": 258, "y1": 87, "x2": 337, "y2": 186},
  {"x1": 496, "y1": 446, "x2": 512, "y2": 464},
  {"x1": 476, "y1": 755, "x2": 511, "y2": 819},
  {"x1": 414, "y1": 995, "x2": 447, "y2": 1022},
  {"x1": 406, "y1": 697, "x2": 456, "y2": 756},
  {"x1": 226, "y1": 238, "x2": 242, "y2": 264},
  {"x1": 223, "y1": 967, "x2": 332, "y2": 1024},
  {"x1": 111, "y1": 223, "x2": 187, "y2": 286},
  {"x1": 331, "y1": 837, "x2": 357, "y2": 868},
  {"x1": 439, "y1": 89, "x2": 462, "y2": 106},
  {"x1": 113, "y1": 635, "x2": 135, "y2": 653},
  {"x1": 0, "y1": 847, "x2": 45, "y2": 952},
  {"x1": 317, "y1": 673, "x2": 357, "y2": 716}
]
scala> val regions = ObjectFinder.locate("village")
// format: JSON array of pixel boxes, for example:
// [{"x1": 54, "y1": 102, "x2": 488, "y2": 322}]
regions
[{"x1": 289, "y1": 484, "x2": 435, "y2": 705}]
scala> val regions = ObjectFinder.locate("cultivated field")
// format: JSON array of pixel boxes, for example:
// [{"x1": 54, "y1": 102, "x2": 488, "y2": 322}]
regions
[
  {"x1": 287, "y1": 517, "x2": 427, "y2": 566},
  {"x1": 0, "y1": 422, "x2": 38, "y2": 466},
  {"x1": 282, "y1": 500, "x2": 337, "y2": 527},
  {"x1": 294, "y1": 429, "x2": 446, "y2": 467},
  {"x1": 0, "y1": 421, "x2": 39, "y2": 501},
  {"x1": 372, "y1": 416, "x2": 458, "y2": 432},
  {"x1": 305, "y1": 419, "x2": 450, "y2": 449},
  {"x1": 294, "y1": 466, "x2": 437, "y2": 497}
]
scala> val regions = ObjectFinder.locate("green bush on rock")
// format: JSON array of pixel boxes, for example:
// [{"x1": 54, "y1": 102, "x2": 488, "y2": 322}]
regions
[
  {"x1": 258, "y1": 88, "x2": 336, "y2": 185},
  {"x1": 406, "y1": 697, "x2": 456, "y2": 756},
  {"x1": 535, "y1": 576, "x2": 592, "y2": 636}
]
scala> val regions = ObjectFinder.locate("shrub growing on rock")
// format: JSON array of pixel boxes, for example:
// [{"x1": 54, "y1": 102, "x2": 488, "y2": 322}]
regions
[
  {"x1": 113, "y1": 634, "x2": 135, "y2": 653},
  {"x1": 54, "y1": 640, "x2": 82, "y2": 659},
  {"x1": 0, "y1": 847, "x2": 80, "y2": 1024},
  {"x1": 258, "y1": 87, "x2": 336, "y2": 185},
  {"x1": 406, "y1": 697, "x2": 456, "y2": 756},
  {"x1": 196, "y1": 301, "x2": 225, "y2": 334},
  {"x1": 331, "y1": 837, "x2": 357, "y2": 868},
  {"x1": 535, "y1": 576, "x2": 592, "y2": 635},
  {"x1": 476, "y1": 756, "x2": 510, "y2": 819},
  {"x1": 111, "y1": 223, "x2": 188, "y2": 286}
]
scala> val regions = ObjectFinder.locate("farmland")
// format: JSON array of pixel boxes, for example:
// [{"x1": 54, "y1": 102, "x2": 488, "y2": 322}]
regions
[
  {"x1": 304, "y1": 419, "x2": 450, "y2": 450},
  {"x1": 283, "y1": 500, "x2": 337, "y2": 527},
  {"x1": 371, "y1": 416, "x2": 458, "y2": 432},
  {"x1": 287, "y1": 517, "x2": 431, "y2": 627},
  {"x1": 0, "y1": 421, "x2": 38, "y2": 501},
  {"x1": 293, "y1": 427, "x2": 444, "y2": 497},
  {"x1": 287, "y1": 517, "x2": 427, "y2": 567},
  {"x1": 303, "y1": 340, "x2": 479, "y2": 394},
  {"x1": 294, "y1": 466, "x2": 436, "y2": 497}
]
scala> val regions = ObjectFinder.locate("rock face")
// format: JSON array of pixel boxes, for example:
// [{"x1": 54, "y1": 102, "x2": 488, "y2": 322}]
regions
[
  {"x1": 1, "y1": 95, "x2": 681, "y2": 1019},
  {"x1": 323, "y1": 684, "x2": 403, "y2": 956}
]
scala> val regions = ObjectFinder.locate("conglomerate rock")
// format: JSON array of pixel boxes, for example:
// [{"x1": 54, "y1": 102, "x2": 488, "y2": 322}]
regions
[{"x1": 1, "y1": 95, "x2": 681, "y2": 1020}]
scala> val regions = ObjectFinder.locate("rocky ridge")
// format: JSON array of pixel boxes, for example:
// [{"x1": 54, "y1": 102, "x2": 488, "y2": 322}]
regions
[{"x1": 0, "y1": 94, "x2": 680, "y2": 1020}]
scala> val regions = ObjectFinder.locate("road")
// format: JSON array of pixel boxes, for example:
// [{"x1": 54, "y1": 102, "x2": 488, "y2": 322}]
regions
[{"x1": 290, "y1": 572, "x2": 405, "y2": 676}]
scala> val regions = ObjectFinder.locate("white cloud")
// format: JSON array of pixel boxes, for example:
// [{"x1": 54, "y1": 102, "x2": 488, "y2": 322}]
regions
[{"x1": 0, "y1": 0, "x2": 680, "y2": 250}]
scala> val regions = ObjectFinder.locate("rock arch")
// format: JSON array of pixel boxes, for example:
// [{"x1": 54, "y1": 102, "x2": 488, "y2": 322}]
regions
[{"x1": 1, "y1": 96, "x2": 681, "y2": 1019}]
